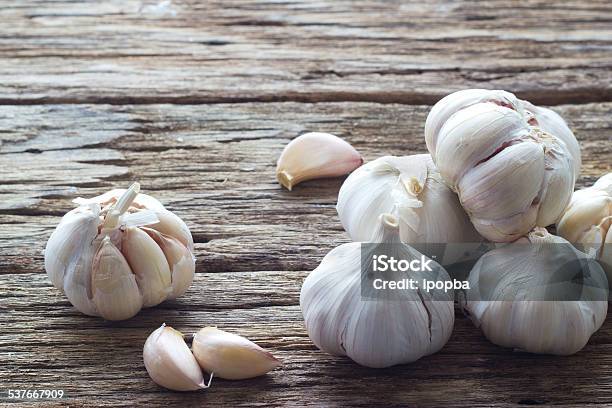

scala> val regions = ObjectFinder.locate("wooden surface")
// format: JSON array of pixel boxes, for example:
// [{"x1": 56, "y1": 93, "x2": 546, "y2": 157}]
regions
[{"x1": 0, "y1": 1, "x2": 611, "y2": 407}]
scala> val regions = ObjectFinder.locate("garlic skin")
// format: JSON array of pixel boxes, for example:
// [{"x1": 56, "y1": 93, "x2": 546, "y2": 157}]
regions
[
  {"x1": 337, "y1": 154, "x2": 481, "y2": 261},
  {"x1": 557, "y1": 173, "x2": 612, "y2": 276},
  {"x1": 44, "y1": 183, "x2": 196, "y2": 320},
  {"x1": 143, "y1": 324, "x2": 211, "y2": 391},
  {"x1": 424, "y1": 89, "x2": 579, "y2": 242},
  {"x1": 300, "y1": 213, "x2": 455, "y2": 368},
  {"x1": 192, "y1": 327, "x2": 281, "y2": 380},
  {"x1": 276, "y1": 132, "x2": 363, "y2": 190},
  {"x1": 464, "y1": 228, "x2": 608, "y2": 355}
]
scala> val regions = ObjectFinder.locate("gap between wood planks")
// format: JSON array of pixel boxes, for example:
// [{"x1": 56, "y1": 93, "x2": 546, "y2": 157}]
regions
[{"x1": 0, "y1": 88, "x2": 611, "y2": 107}]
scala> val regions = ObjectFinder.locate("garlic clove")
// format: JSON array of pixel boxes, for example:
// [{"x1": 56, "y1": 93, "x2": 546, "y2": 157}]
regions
[
  {"x1": 143, "y1": 324, "x2": 211, "y2": 391},
  {"x1": 91, "y1": 236, "x2": 143, "y2": 321},
  {"x1": 276, "y1": 132, "x2": 363, "y2": 190},
  {"x1": 149, "y1": 209, "x2": 195, "y2": 253},
  {"x1": 45, "y1": 205, "x2": 100, "y2": 291},
  {"x1": 192, "y1": 327, "x2": 281, "y2": 380},
  {"x1": 122, "y1": 227, "x2": 172, "y2": 307},
  {"x1": 459, "y1": 142, "x2": 544, "y2": 219},
  {"x1": 557, "y1": 193, "x2": 611, "y2": 243},
  {"x1": 143, "y1": 228, "x2": 195, "y2": 300}
]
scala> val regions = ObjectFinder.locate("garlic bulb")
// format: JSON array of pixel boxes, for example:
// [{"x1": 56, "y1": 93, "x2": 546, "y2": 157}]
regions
[
  {"x1": 192, "y1": 327, "x2": 281, "y2": 380},
  {"x1": 557, "y1": 173, "x2": 612, "y2": 275},
  {"x1": 45, "y1": 183, "x2": 196, "y2": 320},
  {"x1": 276, "y1": 132, "x2": 363, "y2": 190},
  {"x1": 143, "y1": 324, "x2": 212, "y2": 391},
  {"x1": 300, "y1": 213, "x2": 455, "y2": 368},
  {"x1": 337, "y1": 154, "x2": 481, "y2": 256},
  {"x1": 424, "y1": 89, "x2": 579, "y2": 242},
  {"x1": 464, "y1": 228, "x2": 608, "y2": 355}
]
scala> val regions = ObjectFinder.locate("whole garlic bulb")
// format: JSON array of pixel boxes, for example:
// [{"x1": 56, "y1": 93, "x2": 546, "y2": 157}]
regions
[
  {"x1": 337, "y1": 154, "x2": 481, "y2": 248},
  {"x1": 464, "y1": 228, "x2": 608, "y2": 355},
  {"x1": 424, "y1": 89, "x2": 580, "y2": 242},
  {"x1": 45, "y1": 183, "x2": 196, "y2": 320},
  {"x1": 300, "y1": 213, "x2": 455, "y2": 368},
  {"x1": 557, "y1": 173, "x2": 612, "y2": 275}
]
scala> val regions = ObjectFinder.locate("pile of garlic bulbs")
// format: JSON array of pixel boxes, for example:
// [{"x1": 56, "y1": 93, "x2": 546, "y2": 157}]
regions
[
  {"x1": 291, "y1": 88, "x2": 609, "y2": 365},
  {"x1": 45, "y1": 182, "x2": 195, "y2": 320}
]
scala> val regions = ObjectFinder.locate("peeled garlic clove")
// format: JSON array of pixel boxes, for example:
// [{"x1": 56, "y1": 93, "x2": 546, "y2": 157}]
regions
[
  {"x1": 143, "y1": 228, "x2": 195, "y2": 299},
  {"x1": 122, "y1": 227, "x2": 172, "y2": 307},
  {"x1": 465, "y1": 228, "x2": 608, "y2": 355},
  {"x1": 192, "y1": 327, "x2": 281, "y2": 380},
  {"x1": 276, "y1": 132, "x2": 363, "y2": 190},
  {"x1": 301, "y1": 213, "x2": 455, "y2": 368},
  {"x1": 91, "y1": 237, "x2": 143, "y2": 321},
  {"x1": 337, "y1": 154, "x2": 481, "y2": 263},
  {"x1": 425, "y1": 89, "x2": 578, "y2": 242},
  {"x1": 143, "y1": 324, "x2": 210, "y2": 391}
]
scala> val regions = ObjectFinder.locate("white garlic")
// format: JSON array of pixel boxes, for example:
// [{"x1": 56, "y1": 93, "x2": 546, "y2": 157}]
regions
[
  {"x1": 45, "y1": 182, "x2": 196, "y2": 320},
  {"x1": 300, "y1": 213, "x2": 455, "y2": 368},
  {"x1": 464, "y1": 228, "x2": 608, "y2": 355},
  {"x1": 192, "y1": 327, "x2": 281, "y2": 380},
  {"x1": 276, "y1": 132, "x2": 363, "y2": 190},
  {"x1": 337, "y1": 154, "x2": 481, "y2": 263},
  {"x1": 424, "y1": 89, "x2": 579, "y2": 242},
  {"x1": 143, "y1": 324, "x2": 212, "y2": 391},
  {"x1": 557, "y1": 173, "x2": 612, "y2": 276}
]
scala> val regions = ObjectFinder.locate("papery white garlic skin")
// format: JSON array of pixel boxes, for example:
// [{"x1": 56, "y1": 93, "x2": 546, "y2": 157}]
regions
[
  {"x1": 44, "y1": 183, "x2": 196, "y2": 320},
  {"x1": 192, "y1": 327, "x2": 281, "y2": 380},
  {"x1": 424, "y1": 89, "x2": 579, "y2": 242},
  {"x1": 143, "y1": 324, "x2": 210, "y2": 391},
  {"x1": 464, "y1": 228, "x2": 608, "y2": 355},
  {"x1": 336, "y1": 154, "x2": 481, "y2": 259},
  {"x1": 276, "y1": 132, "x2": 363, "y2": 190},
  {"x1": 557, "y1": 173, "x2": 612, "y2": 275},
  {"x1": 300, "y1": 214, "x2": 455, "y2": 368}
]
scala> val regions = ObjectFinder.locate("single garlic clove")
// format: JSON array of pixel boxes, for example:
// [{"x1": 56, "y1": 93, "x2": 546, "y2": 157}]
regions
[
  {"x1": 150, "y1": 209, "x2": 195, "y2": 253},
  {"x1": 91, "y1": 236, "x2": 143, "y2": 321},
  {"x1": 122, "y1": 227, "x2": 172, "y2": 307},
  {"x1": 143, "y1": 228, "x2": 195, "y2": 300},
  {"x1": 192, "y1": 327, "x2": 281, "y2": 380},
  {"x1": 557, "y1": 192, "x2": 611, "y2": 243},
  {"x1": 143, "y1": 324, "x2": 211, "y2": 391},
  {"x1": 45, "y1": 206, "x2": 101, "y2": 291},
  {"x1": 276, "y1": 132, "x2": 363, "y2": 190}
]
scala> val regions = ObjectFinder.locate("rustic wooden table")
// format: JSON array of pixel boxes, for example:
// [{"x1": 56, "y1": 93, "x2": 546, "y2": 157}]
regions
[{"x1": 1, "y1": 1, "x2": 611, "y2": 406}]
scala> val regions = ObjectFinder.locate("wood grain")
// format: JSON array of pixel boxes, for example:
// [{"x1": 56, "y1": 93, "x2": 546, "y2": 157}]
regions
[
  {"x1": 0, "y1": 0, "x2": 611, "y2": 406},
  {"x1": 0, "y1": 1, "x2": 610, "y2": 105}
]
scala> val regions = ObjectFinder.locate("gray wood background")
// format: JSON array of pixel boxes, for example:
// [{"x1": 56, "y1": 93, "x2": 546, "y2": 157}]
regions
[{"x1": 0, "y1": 0, "x2": 611, "y2": 406}]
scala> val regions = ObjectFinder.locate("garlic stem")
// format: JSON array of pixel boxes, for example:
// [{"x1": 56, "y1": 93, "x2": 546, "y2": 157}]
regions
[{"x1": 103, "y1": 182, "x2": 140, "y2": 229}]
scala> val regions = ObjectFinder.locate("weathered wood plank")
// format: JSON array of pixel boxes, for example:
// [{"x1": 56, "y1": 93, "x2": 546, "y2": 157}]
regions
[
  {"x1": 2, "y1": 273, "x2": 612, "y2": 407},
  {"x1": 1, "y1": 102, "x2": 610, "y2": 277},
  {"x1": 0, "y1": 0, "x2": 610, "y2": 104}
]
